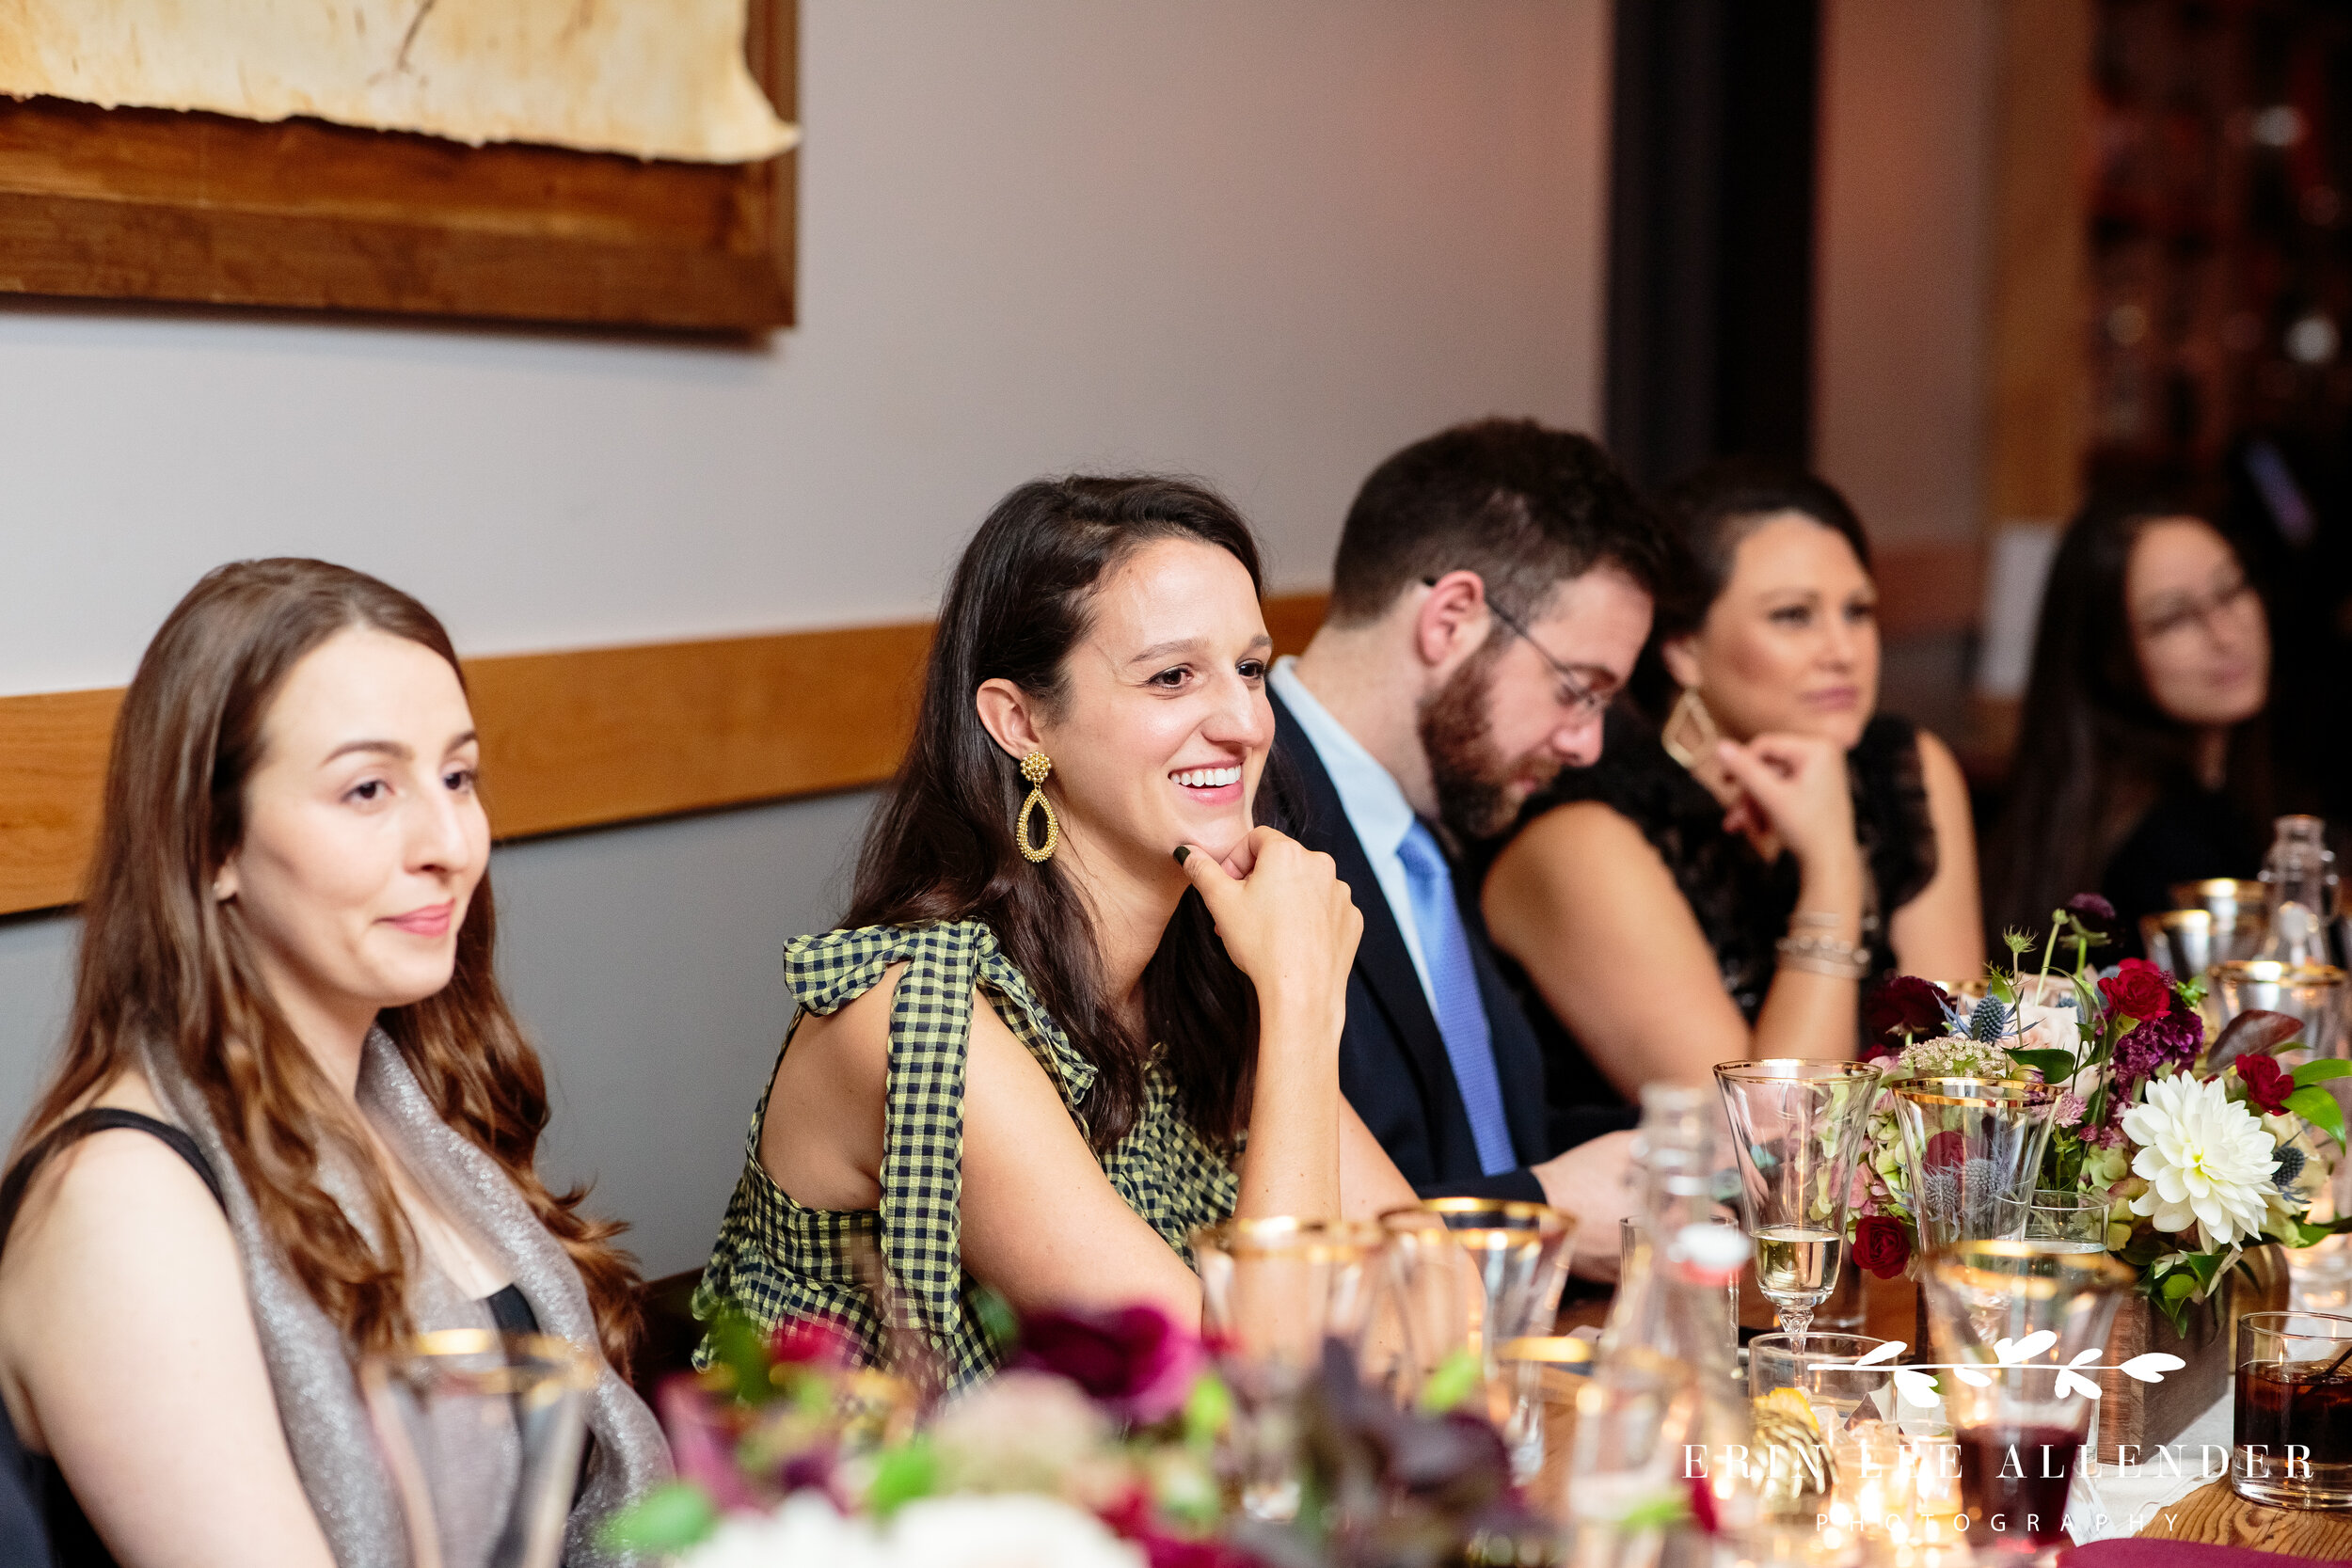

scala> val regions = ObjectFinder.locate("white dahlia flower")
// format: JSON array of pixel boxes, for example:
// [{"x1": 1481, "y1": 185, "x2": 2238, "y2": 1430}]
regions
[
  {"x1": 2121, "y1": 1073, "x2": 2279, "y2": 1251},
  {"x1": 684, "y1": 1493, "x2": 1144, "y2": 1568}
]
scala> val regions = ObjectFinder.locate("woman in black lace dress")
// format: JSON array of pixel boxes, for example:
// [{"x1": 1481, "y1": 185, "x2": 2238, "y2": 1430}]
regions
[{"x1": 1478, "y1": 465, "x2": 1983, "y2": 1106}]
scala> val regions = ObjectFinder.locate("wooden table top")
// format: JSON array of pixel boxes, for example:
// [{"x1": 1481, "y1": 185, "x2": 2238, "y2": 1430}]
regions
[{"x1": 1545, "y1": 1267, "x2": 2352, "y2": 1558}]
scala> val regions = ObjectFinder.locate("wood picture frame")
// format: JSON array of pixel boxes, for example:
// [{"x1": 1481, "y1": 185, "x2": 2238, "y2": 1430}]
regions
[{"x1": 0, "y1": 0, "x2": 796, "y2": 333}]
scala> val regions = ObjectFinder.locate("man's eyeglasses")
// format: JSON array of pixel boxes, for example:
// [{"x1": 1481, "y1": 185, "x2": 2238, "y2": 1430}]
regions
[{"x1": 1423, "y1": 577, "x2": 1611, "y2": 719}]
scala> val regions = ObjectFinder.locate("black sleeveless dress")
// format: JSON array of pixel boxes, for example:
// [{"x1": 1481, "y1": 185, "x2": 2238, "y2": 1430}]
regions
[
  {"x1": 1477, "y1": 710, "x2": 1940, "y2": 1113},
  {"x1": 0, "y1": 1108, "x2": 541, "y2": 1568}
]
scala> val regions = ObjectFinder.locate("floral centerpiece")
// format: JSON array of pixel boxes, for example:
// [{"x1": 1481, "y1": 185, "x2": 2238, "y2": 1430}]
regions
[
  {"x1": 605, "y1": 1298, "x2": 1537, "y2": 1568},
  {"x1": 1851, "y1": 893, "x2": 2349, "y2": 1335}
]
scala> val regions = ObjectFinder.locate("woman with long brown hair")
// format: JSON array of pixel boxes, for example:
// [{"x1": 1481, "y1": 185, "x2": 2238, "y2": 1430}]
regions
[
  {"x1": 697, "y1": 475, "x2": 1412, "y2": 1386},
  {"x1": 0, "y1": 560, "x2": 667, "y2": 1567}
]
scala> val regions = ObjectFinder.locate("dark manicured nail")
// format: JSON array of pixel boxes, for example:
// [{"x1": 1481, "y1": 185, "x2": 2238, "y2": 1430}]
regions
[{"x1": 1173, "y1": 846, "x2": 1190, "y2": 865}]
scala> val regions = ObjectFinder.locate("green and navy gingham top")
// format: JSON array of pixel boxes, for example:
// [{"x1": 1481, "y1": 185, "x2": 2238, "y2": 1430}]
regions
[{"x1": 692, "y1": 919, "x2": 1241, "y2": 1390}]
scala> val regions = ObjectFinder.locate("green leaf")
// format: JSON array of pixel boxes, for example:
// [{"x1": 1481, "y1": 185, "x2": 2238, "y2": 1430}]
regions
[
  {"x1": 599, "y1": 1482, "x2": 718, "y2": 1554},
  {"x1": 971, "y1": 1286, "x2": 1020, "y2": 1354},
  {"x1": 705, "y1": 1310, "x2": 776, "y2": 1405},
  {"x1": 1184, "y1": 1369, "x2": 1232, "y2": 1452},
  {"x1": 2160, "y1": 1271, "x2": 2196, "y2": 1304},
  {"x1": 2291, "y1": 1059, "x2": 2352, "y2": 1087},
  {"x1": 866, "y1": 1438, "x2": 938, "y2": 1517},
  {"x1": 2285, "y1": 1085, "x2": 2347, "y2": 1145},
  {"x1": 1617, "y1": 1490, "x2": 1693, "y2": 1532},
  {"x1": 2008, "y1": 1049, "x2": 2076, "y2": 1082},
  {"x1": 1416, "y1": 1346, "x2": 1483, "y2": 1415}
]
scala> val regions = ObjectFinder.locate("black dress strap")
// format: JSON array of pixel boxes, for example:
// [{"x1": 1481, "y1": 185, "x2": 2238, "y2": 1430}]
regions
[
  {"x1": 0, "y1": 1108, "x2": 225, "y2": 1252},
  {"x1": 485, "y1": 1283, "x2": 541, "y2": 1336},
  {"x1": 0, "y1": 1110, "x2": 225, "y2": 1568}
]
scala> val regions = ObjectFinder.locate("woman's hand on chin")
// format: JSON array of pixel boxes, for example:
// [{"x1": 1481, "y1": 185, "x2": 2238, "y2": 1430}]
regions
[
  {"x1": 1176, "y1": 827, "x2": 1361, "y2": 1037},
  {"x1": 1712, "y1": 733, "x2": 1857, "y2": 871}
]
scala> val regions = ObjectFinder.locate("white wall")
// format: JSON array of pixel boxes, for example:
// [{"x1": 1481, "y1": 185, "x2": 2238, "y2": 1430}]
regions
[
  {"x1": 1813, "y1": 0, "x2": 1994, "y2": 549},
  {"x1": 0, "y1": 0, "x2": 1613, "y2": 1273},
  {"x1": 0, "y1": 0, "x2": 1612, "y2": 694}
]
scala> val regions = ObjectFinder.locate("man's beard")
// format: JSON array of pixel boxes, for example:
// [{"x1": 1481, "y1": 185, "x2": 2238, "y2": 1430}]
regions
[{"x1": 1418, "y1": 641, "x2": 1565, "y2": 847}]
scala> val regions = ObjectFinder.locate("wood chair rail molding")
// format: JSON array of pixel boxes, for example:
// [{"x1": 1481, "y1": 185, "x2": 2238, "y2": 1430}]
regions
[{"x1": 0, "y1": 592, "x2": 1330, "y2": 918}]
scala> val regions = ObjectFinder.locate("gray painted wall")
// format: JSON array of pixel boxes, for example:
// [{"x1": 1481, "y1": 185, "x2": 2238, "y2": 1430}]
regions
[{"x1": 0, "y1": 790, "x2": 875, "y2": 1278}]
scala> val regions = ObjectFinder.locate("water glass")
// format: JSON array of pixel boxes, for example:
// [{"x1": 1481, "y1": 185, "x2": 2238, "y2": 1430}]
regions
[
  {"x1": 2213, "y1": 959, "x2": 2346, "y2": 1063},
  {"x1": 2169, "y1": 877, "x2": 2269, "y2": 962},
  {"x1": 1888, "y1": 1077, "x2": 2058, "y2": 1251},
  {"x1": 1192, "y1": 1217, "x2": 1385, "y2": 1520},
  {"x1": 360, "y1": 1330, "x2": 599, "y2": 1568},
  {"x1": 2139, "y1": 909, "x2": 2215, "y2": 983},
  {"x1": 1922, "y1": 1241, "x2": 2135, "y2": 1562},
  {"x1": 1377, "y1": 1200, "x2": 1574, "y2": 1439},
  {"x1": 1714, "y1": 1060, "x2": 1882, "y2": 1345},
  {"x1": 2023, "y1": 1189, "x2": 2108, "y2": 1255},
  {"x1": 1748, "y1": 1331, "x2": 1896, "y2": 1523},
  {"x1": 2233, "y1": 1310, "x2": 2352, "y2": 1509}
]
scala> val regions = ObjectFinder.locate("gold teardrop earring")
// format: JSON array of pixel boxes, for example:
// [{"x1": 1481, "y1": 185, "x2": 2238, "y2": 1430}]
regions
[{"x1": 1014, "y1": 750, "x2": 1059, "y2": 863}]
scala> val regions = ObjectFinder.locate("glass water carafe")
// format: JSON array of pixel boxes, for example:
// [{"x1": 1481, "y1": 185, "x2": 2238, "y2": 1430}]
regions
[
  {"x1": 2259, "y1": 814, "x2": 2337, "y2": 968},
  {"x1": 1565, "y1": 1085, "x2": 1755, "y2": 1565}
]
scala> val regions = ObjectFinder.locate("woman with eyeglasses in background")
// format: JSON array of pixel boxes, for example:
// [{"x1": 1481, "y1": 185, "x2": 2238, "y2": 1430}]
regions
[
  {"x1": 1475, "y1": 463, "x2": 1983, "y2": 1101},
  {"x1": 1986, "y1": 497, "x2": 2273, "y2": 957}
]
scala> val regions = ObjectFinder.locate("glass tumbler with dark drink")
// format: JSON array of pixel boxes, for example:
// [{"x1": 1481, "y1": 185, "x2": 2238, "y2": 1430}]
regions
[
  {"x1": 2233, "y1": 1309, "x2": 2352, "y2": 1509},
  {"x1": 1924, "y1": 1241, "x2": 2136, "y2": 1561}
]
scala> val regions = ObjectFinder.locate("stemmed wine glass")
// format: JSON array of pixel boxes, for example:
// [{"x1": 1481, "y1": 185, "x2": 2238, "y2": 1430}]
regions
[{"x1": 1713, "y1": 1060, "x2": 1882, "y2": 1346}]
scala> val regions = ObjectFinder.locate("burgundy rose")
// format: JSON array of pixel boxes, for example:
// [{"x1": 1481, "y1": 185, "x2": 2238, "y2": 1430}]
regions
[
  {"x1": 1923, "y1": 1129, "x2": 1966, "y2": 1172},
  {"x1": 1014, "y1": 1302, "x2": 1205, "y2": 1425},
  {"x1": 1851, "y1": 1214, "x2": 1912, "y2": 1279},
  {"x1": 2098, "y1": 958, "x2": 2174, "y2": 1022},
  {"x1": 1863, "y1": 975, "x2": 1954, "y2": 1053},
  {"x1": 2236, "y1": 1052, "x2": 2294, "y2": 1116}
]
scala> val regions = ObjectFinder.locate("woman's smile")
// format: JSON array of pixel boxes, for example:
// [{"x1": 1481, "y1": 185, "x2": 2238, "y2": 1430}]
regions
[{"x1": 1171, "y1": 762, "x2": 1245, "y2": 803}]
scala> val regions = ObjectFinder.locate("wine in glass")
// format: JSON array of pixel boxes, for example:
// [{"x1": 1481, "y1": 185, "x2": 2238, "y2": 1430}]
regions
[{"x1": 1714, "y1": 1059, "x2": 1881, "y2": 1346}]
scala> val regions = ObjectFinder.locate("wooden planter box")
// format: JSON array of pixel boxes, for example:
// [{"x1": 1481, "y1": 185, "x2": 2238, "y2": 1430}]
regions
[{"x1": 2091, "y1": 1243, "x2": 2291, "y2": 1465}]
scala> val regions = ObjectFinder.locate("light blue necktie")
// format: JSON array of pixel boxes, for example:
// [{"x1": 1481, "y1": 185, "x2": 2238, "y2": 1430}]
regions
[{"x1": 1394, "y1": 818, "x2": 1517, "y2": 1177}]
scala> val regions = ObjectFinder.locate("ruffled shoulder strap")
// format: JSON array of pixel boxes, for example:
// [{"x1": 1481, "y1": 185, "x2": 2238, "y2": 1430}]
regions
[{"x1": 779, "y1": 920, "x2": 1094, "y2": 1354}]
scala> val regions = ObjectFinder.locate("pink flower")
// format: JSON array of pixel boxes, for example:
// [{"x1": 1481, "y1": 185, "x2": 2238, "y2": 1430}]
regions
[
  {"x1": 1015, "y1": 1303, "x2": 1206, "y2": 1426},
  {"x1": 658, "y1": 1374, "x2": 761, "y2": 1512},
  {"x1": 770, "y1": 1314, "x2": 858, "y2": 1368},
  {"x1": 2054, "y1": 1092, "x2": 2086, "y2": 1129}
]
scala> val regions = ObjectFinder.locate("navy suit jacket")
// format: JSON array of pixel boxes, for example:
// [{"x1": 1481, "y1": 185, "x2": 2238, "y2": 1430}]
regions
[{"x1": 1270, "y1": 689, "x2": 1635, "y2": 1201}]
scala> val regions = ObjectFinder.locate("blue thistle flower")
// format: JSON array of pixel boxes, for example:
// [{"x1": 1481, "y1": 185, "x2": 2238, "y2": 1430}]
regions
[
  {"x1": 2274, "y1": 1146, "x2": 2307, "y2": 1194},
  {"x1": 1969, "y1": 996, "x2": 2010, "y2": 1044}
]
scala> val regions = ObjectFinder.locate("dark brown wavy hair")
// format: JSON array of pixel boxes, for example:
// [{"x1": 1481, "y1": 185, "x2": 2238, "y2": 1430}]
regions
[
  {"x1": 844, "y1": 476, "x2": 1294, "y2": 1154},
  {"x1": 16, "y1": 559, "x2": 642, "y2": 1369}
]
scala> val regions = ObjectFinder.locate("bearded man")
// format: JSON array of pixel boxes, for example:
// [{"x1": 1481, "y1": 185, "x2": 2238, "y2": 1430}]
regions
[{"x1": 1269, "y1": 419, "x2": 1677, "y2": 1268}]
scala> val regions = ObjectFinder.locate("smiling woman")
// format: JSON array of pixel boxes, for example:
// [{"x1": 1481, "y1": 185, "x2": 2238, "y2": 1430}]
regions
[
  {"x1": 696, "y1": 475, "x2": 1413, "y2": 1388},
  {"x1": 0, "y1": 560, "x2": 667, "y2": 1568}
]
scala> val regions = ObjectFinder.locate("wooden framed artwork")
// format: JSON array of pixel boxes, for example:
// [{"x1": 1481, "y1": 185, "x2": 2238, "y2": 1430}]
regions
[{"x1": 0, "y1": 0, "x2": 797, "y2": 333}]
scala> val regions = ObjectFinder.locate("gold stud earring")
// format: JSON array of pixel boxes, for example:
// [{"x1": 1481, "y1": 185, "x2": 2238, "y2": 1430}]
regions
[{"x1": 1015, "y1": 751, "x2": 1059, "y2": 863}]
